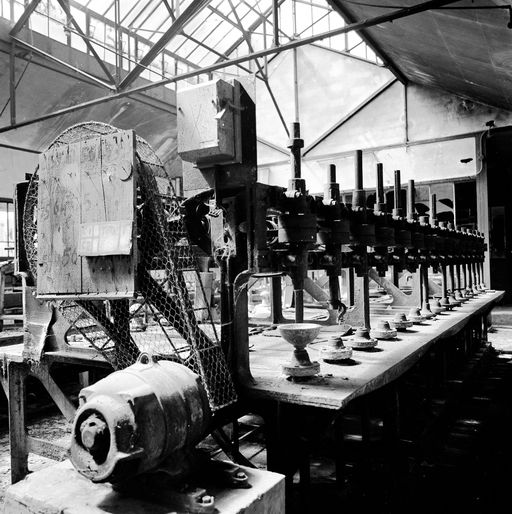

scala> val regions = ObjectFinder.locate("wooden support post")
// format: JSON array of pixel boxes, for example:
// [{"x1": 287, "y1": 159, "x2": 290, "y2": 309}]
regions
[{"x1": 8, "y1": 361, "x2": 28, "y2": 484}]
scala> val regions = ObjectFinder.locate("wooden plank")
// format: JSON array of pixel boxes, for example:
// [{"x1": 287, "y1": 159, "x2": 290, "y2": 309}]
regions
[
  {"x1": 80, "y1": 131, "x2": 136, "y2": 297},
  {"x1": 37, "y1": 142, "x2": 82, "y2": 295},
  {"x1": 243, "y1": 291, "x2": 505, "y2": 410}
]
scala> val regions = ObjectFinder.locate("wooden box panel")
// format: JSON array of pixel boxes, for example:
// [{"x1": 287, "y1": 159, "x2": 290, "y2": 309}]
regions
[{"x1": 37, "y1": 130, "x2": 137, "y2": 298}]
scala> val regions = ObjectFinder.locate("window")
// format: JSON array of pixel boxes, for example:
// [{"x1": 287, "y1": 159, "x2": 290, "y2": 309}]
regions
[{"x1": 0, "y1": 200, "x2": 15, "y2": 259}]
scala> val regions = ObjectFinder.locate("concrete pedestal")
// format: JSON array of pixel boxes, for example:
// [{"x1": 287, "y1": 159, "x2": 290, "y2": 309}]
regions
[{"x1": 3, "y1": 460, "x2": 285, "y2": 514}]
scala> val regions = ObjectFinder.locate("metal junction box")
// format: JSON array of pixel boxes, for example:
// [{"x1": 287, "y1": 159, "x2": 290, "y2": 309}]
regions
[{"x1": 177, "y1": 79, "x2": 239, "y2": 166}]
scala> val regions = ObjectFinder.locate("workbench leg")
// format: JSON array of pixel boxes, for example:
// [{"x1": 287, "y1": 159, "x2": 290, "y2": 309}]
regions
[
  {"x1": 333, "y1": 414, "x2": 345, "y2": 487},
  {"x1": 383, "y1": 385, "x2": 401, "y2": 484},
  {"x1": 264, "y1": 402, "x2": 292, "y2": 486},
  {"x1": 8, "y1": 361, "x2": 28, "y2": 484},
  {"x1": 360, "y1": 398, "x2": 372, "y2": 485}
]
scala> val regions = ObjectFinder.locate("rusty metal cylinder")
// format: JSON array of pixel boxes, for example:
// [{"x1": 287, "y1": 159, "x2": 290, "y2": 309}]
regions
[
  {"x1": 393, "y1": 170, "x2": 402, "y2": 217},
  {"x1": 352, "y1": 150, "x2": 365, "y2": 209},
  {"x1": 70, "y1": 355, "x2": 211, "y2": 483},
  {"x1": 375, "y1": 162, "x2": 386, "y2": 212},
  {"x1": 430, "y1": 193, "x2": 437, "y2": 225},
  {"x1": 407, "y1": 179, "x2": 416, "y2": 221},
  {"x1": 324, "y1": 164, "x2": 341, "y2": 203}
]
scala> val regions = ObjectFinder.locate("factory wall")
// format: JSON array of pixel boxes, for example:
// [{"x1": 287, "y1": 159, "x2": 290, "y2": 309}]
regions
[
  {"x1": 256, "y1": 44, "x2": 512, "y2": 194},
  {"x1": 0, "y1": 147, "x2": 38, "y2": 198}
]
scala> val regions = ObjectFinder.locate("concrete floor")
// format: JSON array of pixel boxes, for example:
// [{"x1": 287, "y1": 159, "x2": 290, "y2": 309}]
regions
[{"x1": 1, "y1": 320, "x2": 511, "y2": 512}]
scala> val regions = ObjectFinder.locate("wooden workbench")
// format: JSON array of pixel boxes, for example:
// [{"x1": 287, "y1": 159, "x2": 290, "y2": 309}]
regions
[
  {"x1": 242, "y1": 290, "x2": 504, "y2": 488},
  {"x1": 243, "y1": 290, "x2": 504, "y2": 410}
]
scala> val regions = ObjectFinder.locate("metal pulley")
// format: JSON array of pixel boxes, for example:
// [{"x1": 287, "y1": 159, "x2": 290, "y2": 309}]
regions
[{"x1": 70, "y1": 354, "x2": 211, "y2": 483}]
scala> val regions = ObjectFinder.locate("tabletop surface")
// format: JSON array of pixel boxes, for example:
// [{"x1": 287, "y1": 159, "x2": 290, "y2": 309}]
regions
[{"x1": 242, "y1": 290, "x2": 505, "y2": 410}]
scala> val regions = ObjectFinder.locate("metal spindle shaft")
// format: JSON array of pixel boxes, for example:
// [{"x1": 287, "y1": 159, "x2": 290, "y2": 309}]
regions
[
  {"x1": 394, "y1": 170, "x2": 401, "y2": 209},
  {"x1": 430, "y1": 193, "x2": 437, "y2": 225},
  {"x1": 289, "y1": 121, "x2": 303, "y2": 180},
  {"x1": 407, "y1": 179, "x2": 415, "y2": 221},
  {"x1": 353, "y1": 150, "x2": 365, "y2": 209},
  {"x1": 376, "y1": 163, "x2": 385, "y2": 211},
  {"x1": 441, "y1": 265, "x2": 448, "y2": 299},
  {"x1": 329, "y1": 163, "x2": 336, "y2": 183},
  {"x1": 355, "y1": 150, "x2": 363, "y2": 190}
]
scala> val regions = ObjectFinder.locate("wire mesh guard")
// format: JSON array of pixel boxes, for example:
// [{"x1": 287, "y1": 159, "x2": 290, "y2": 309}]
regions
[{"x1": 23, "y1": 122, "x2": 237, "y2": 412}]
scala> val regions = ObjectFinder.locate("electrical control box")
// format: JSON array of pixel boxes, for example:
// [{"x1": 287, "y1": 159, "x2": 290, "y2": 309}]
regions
[{"x1": 177, "y1": 78, "x2": 239, "y2": 166}]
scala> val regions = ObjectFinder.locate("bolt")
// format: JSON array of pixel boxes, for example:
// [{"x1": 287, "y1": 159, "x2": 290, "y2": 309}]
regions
[
  {"x1": 235, "y1": 471, "x2": 247, "y2": 480},
  {"x1": 198, "y1": 495, "x2": 214, "y2": 505}
]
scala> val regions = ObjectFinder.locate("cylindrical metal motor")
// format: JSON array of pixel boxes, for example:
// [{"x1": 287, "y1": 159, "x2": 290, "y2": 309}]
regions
[{"x1": 70, "y1": 354, "x2": 211, "y2": 483}]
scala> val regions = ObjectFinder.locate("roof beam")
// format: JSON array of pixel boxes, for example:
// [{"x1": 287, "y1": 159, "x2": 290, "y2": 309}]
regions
[
  {"x1": 9, "y1": 0, "x2": 42, "y2": 36},
  {"x1": 118, "y1": 0, "x2": 211, "y2": 90},
  {"x1": 303, "y1": 78, "x2": 398, "y2": 156},
  {"x1": 0, "y1": 0, "x2": 463, "y2": 134},
  {"x1": 326, "y1": 0, "x2": 408, "y2": 84},
  {"x1": 11, "y1": 36, "x2": 116, "y2": 90},
  {"x1": 219, "y1": 0, "x2": 287, "y2": 62},
  {"x1": 56, "y1": 0, "x2": 117, "y2": 85}
]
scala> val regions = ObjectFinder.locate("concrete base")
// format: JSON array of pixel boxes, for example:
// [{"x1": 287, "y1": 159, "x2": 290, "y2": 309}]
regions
[{"x1": 3, "y1": 460, "x2": 285, "y2": 514}]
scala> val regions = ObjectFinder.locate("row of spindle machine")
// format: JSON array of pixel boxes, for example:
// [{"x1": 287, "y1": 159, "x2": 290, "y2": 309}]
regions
[
  {"x1": 176, "y1": 80, "x2": 489, "y2": 381},
  {"x1": 238, "y1": 123, "x2": 487, "y2": 376}
]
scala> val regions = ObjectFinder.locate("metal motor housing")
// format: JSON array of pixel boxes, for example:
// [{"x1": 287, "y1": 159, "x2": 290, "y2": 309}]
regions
[{"x1": 70, "y1": 355, "x2": 211, "y2": 483}]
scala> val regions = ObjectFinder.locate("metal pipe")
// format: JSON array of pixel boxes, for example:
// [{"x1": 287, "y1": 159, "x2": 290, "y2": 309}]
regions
[
  {"x1": 9, "y1": 40, "x2": 15, "y2": 125},
  {"x1": 329, "y1": 163, "x2": 336, "y2": 183},
  {"x1": 0, "y1": 142, "x2": 40, "y2": 154},
  {"x1": 289, "y1": 122, "x2": 303, "y2": 180},
  {"x1": 449, "y1": 263, "x2": 456, "y2": 293},
  {"x1": 355, "y1": 150, "x2": 363, "y2": 190},
  {"x1": 272, "y1": 0, "x2": 280, "y2": 47},
  {"x1": 11, "y1": 37, "x2": 116, "y2": 91},
  {"x1": 393, "y1": 169, "x2": 401, "y2": 216},
  {"x1": 0, "y1": 0, "x2": 462, "y2": 134},
  {"x1": 353, "y1": 150, "x2": 365, "y2": 209},
  {"x1": 430, "y1": 193, "x2": 437, "y2": 225},
  {"x1": 293, "y1": 47, "x2": 299, "y2": 122},
  {"x1": 375, "y1": 162, "x2": 385, "y2": 212},
  {"x1": 407, "y1": 179, "x2": 416, "y2": 221}
]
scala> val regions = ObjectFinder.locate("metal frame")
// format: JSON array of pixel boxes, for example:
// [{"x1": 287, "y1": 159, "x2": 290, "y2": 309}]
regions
[
  {"x1": 118, "y1": 0, "x2": 211, "y2": 90},
  {"x1": 303, "y1": 78, "x2": 398, "y2": 155},
  {"x1": 0, "y1": 0, "x2": 460, "y2": 135},
  {"x1": 326, "y1": 0, "x2": 409, "y2": 84}
]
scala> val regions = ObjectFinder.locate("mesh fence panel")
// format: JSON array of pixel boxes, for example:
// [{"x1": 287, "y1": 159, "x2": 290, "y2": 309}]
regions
[{"x1": 23, "y1": 122, "x2": 237, "y2": 411}]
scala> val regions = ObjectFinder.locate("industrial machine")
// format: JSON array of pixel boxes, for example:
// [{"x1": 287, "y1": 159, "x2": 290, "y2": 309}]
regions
[
  {"x1": 175, "y1": 78, "x2": 488, "y2": 378},
  {"x1": 15, "y1": 121, "x2": 251, "y2": 511},
  {"x1": 12, "y1": 77, "x2": 489, "y2": 508}
]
